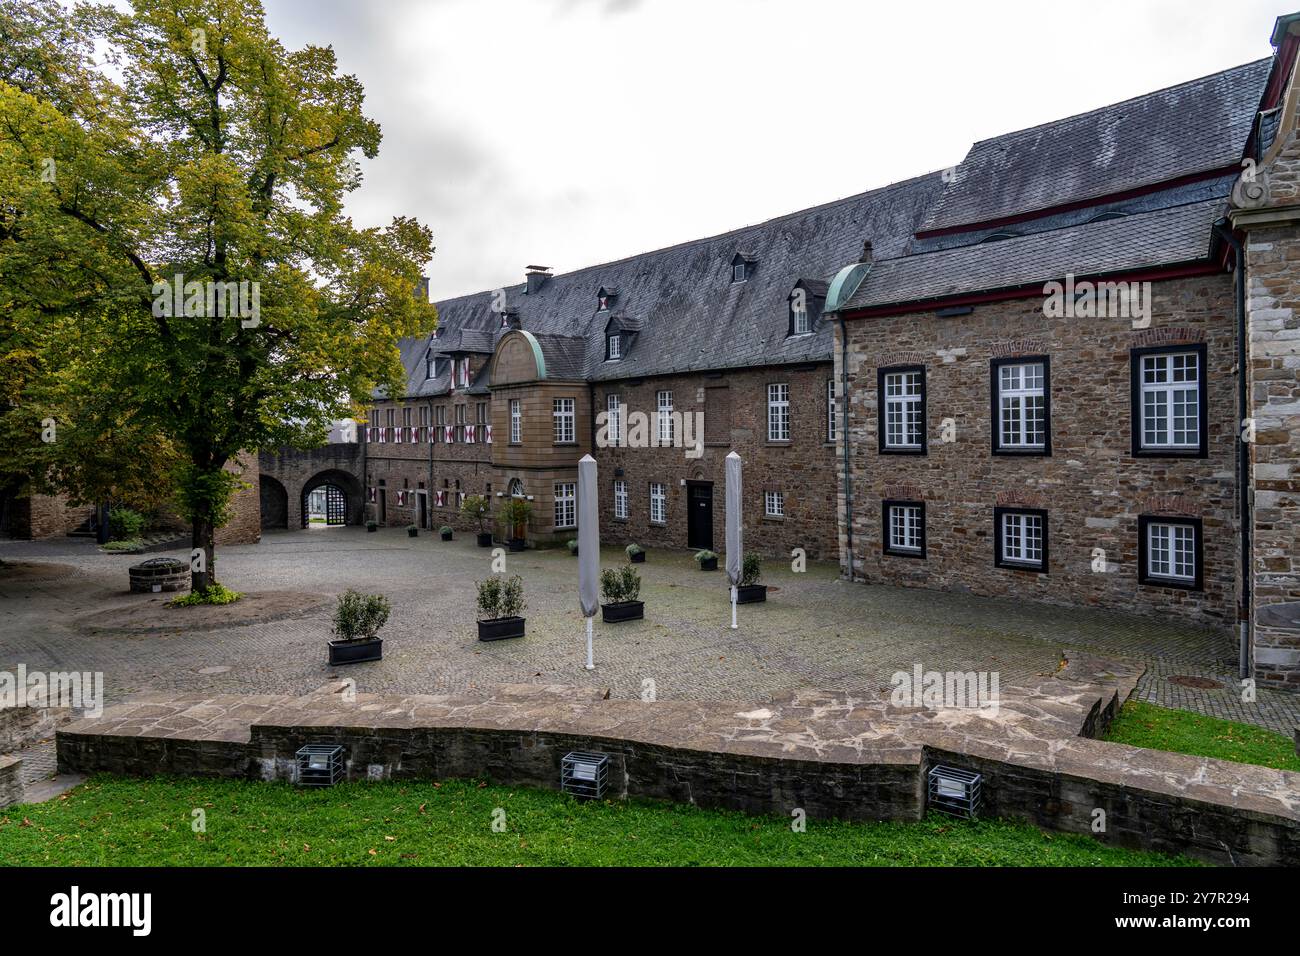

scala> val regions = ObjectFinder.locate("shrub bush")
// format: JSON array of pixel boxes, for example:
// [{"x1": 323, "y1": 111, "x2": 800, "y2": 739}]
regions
[
  {"x1": 625, "y1": 543, "x2": 643, "y2": 558},
  {"x1": 477, "y1": 575, "x2": 524, "y2": 619},
  {"x1": 109, "y1": 506, "x2": 146, "y2": 541},
  {"x1": 694, "y1": 549, "x2": 716, "y2": 564},
  {"x1": 168, "y1": 582, "x2": 242, "y2": 607},
  {"x1": 331, "y1": 589, "x2": 391, "y2": 642},
  {"x1": 600, "y1": 565, "x2": 641, "y2": 604},
  {"x1": 460, "y1": 494, "x2": 491, "y2": 532},
  {"x1": 740, "y1": 553, "x2": 762, "y2": 586}
]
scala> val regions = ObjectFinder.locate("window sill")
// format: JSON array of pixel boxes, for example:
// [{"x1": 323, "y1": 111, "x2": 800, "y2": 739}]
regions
[
  {"x1": 995, "y1": 560, "x2": 1047, "y2": 574},
  {"x1": 1139, "y1": 575, "x2": 1201, "y2": 592},
  {"x1": 649, "y1": 521, "x2": 667, "y2": 527},
  {"x1": 992, "y1": 447, "x2": 1050, "y2": 457},
  {"x1": 1132, "y1": 447, "x2": 1207, "y2": 459},
  {"x1": 766, "y1": 440, "x2": 792, "y2": 447},
  {"x1": 761, "y1": 515, "x2": 785, "y2": 523},
  {"x1": 884, "y1": 547, "x2": 925, "y2": 560},
  {"x1": 879, "y1": 447, "x2": 926, "y2": 456}
]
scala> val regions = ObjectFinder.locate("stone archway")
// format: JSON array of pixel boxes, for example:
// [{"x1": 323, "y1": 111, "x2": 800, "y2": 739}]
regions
[
  {"x1": 259, "y1": 475, "x2": 289, "y2": 530},
  {"x1": 299, "y1": 468, "x2": 365, "y2": 528}
]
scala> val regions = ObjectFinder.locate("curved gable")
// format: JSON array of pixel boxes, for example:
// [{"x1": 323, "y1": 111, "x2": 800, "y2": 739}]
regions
[{"x1": 490, "y1": 330, "x2": 546, "y2": 385}]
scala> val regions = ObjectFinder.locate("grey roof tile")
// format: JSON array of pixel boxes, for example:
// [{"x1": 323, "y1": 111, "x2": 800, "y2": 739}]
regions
[
  {"x1": 843, "y1": 199, "x2": 1224, "y2": 311},
  {"x1": 918, "y1": 59, "x2": 1270, "y2": 234}
]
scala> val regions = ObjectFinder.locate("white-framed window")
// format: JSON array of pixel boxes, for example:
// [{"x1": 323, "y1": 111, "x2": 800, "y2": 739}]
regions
[
  {"x1": 767, "y1": 383, "x2": 790, "y2": 442},
  {"x1": 554, "y1": 482, "x2": 576, "y2": 529},
  {"x1": 996, "y1": 509, "x2": 1046, "y2": 571},
  {"x1": 1137, "y1": 349, "x2": 1202, "y2": 452},
  {"x1": 607, "y1": 334, "x2": 621, "y2": 360},
  {"x1": 826, "y1": 379, "x2": 837, "y2": 443},
  {"x1": 764, "y1": 490, "x2": 785, "y2": 517},
  {"x1": 884, "y1": 501, "x2": 924, "y2": 556},
  {"x1": 881, "y1": 368, "x2": 924, "y2": 451},
  {"x1": 732, "y1": 262, "x2": 747, "y2": 283},
  {"x1": 509, "y1": 399, "x2": 521, "y2": 444},
  {"x1": 791, "y1": 288, "x2": 811, "y2": 334},
  {"x1": 613, "y1": 479, "x2": 628, "y2": 519},
  {"x1": 657, "y1": 390, "x2": 674, "y2": 445},
  {"x1": 649, "y1": 482, "x2": 666, "y2": 524},
  {"x1": 1140, "y1": 516, "x2": 1200, "y2": 588},
  {"x1": 553, "y1": 397, "x2": 575, "y2": 444},
  {"x1": 606, "y1": 393, "x2": 622, "y2": 447},
  {"x1": 425, "y1": 348, "x2": 435, "y2": 379},
  {"x1": 995, "y1": 359, "x2": 1047, "y2": 451}
]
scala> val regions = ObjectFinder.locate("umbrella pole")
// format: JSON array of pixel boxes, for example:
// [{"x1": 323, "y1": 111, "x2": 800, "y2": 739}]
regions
[
  {"x1": 585, "y1": 617, "x2": 595, "y2": 670},
  {"x1": 730, "y1": 586, "x2": 738, "y2": 630}
]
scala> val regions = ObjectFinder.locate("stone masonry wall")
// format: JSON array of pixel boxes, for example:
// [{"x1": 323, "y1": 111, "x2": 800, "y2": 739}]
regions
[
  {"x1": 1244, "y1": 224, "x2": 1300, "y2": 689},
  {"x1": 837, "y1": 273, "x2": 1239, "y2": 630}
]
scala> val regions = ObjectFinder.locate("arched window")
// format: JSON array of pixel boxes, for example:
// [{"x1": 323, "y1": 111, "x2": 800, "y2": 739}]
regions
[{"x1": 508, "y1": 478, "x2": 525, "y2": 498}]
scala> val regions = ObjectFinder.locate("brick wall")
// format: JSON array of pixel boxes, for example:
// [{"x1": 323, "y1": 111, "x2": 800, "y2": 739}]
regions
[
  {"x1": 837, "y1": 273, "x2": 1240, "y2": 629},
  {"x1": 593, "y1": 364, "x2": 839, "y2": 558}
]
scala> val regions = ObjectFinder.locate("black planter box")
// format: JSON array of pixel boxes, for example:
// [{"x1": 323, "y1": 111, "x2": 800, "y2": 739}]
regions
[
  {"x1": 698, "y1": 557, "x2": 718, "y2": 571},
  {"x1": 629, "y1": 551, "x2": 646, "y2": 564},
  {"x1": 736, "y1": 584, "x2": 767, "y2": 604},
  {"x1": 508, "y1": 539, "x2": 526, "y2": 552},
  {"x1": 569, "y1": 547, "x2": 579, "y2": 557},
  {"x1": 366, "y1": 525, "x2": 377, "y2": 533},
  {"x1": 601, "y1": 600, "x2": 644, "y2": 623},
  {"x1": 478, "y1": 616, "x2": 526, "y2": 641},
  {"x1": 409, "y1": 529, "x2": 419, "y2": 538},
  {"x1": 477, "y1": 532, "x2": 493, "y2": 548},
  {"x1": 440, "y1": 531, "x2": 453, "y2": 541},
  {"x1": 328, "y1": 638, "x2": 383, "y2": 665}
]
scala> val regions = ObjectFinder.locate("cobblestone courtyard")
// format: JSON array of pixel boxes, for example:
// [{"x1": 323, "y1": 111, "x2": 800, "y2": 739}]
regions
[{"x1": 2, "y1": 528, "x2": 1298, "y2": 736}]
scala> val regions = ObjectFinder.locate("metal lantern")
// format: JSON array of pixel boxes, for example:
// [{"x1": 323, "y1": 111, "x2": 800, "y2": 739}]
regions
[
  {"x1": 561, "y1": 751, "x2": 609, "y2": 800},
  {"x1": 927, "y1": 764, "x2": 982, "y2": 819},
  {"x1": 296, "y1": 744, "x2": 345, "y2": 787}
]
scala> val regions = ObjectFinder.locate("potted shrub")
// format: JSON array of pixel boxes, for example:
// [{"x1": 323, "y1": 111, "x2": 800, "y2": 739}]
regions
[
  {"x1": 567, "y1": 538, "x2": 579, "y2": 556},
  {"x1": 694, "y1": 549, "x2": 718, "y2": 571},
  {"x1": 477, "y1": 574, "x2": 526, "y2": 641},
  {"x1": 366, "y1": 519, "x2": 377, "y2": 533},
  {"x1": 328, "y1": 589, "x2": 390, "y2": 665},
  {"x1": 600, "y1": 565, "x2": 644, "y2": 622},
  {"x1": 625, "y1": 542, "x2": 646, "y2": 564},
  {"x1": 407, "y1": 523, "x2": 419, "y2": 538},
  {"x1": 440, "y1": 524, "x2": 453, "y2": 541},
  {"x1": 500, "y1": 498, "x2": 532, "y2": 552},
  {"x1": 736, "y1": 554, "x2": 766, "y2": 604},
  {"x1": 461, "y1": 495, "x2": 493, "y2": 547}
]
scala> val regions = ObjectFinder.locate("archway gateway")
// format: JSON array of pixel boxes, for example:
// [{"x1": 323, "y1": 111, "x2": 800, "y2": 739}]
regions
[{"x1": 302, "y1": 483, "x2": 347, "y2": 527}]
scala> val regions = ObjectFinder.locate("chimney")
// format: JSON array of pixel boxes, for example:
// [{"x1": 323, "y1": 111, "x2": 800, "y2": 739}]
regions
[
  {"x1": 525, "y1": 265, "x2": 552, "y2": 295},
  {"x1": 861, "y1": 241, "x2": 873, "y2": 264}
]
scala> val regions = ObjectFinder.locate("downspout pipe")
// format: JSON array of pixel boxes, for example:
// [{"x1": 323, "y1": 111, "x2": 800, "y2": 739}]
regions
[
  {"x1": 1213, "y1": 217, "x2": 1251, "y2": 680},
  {"x1": 837, "y1": 314, "x2": 854, "y2": 579}
]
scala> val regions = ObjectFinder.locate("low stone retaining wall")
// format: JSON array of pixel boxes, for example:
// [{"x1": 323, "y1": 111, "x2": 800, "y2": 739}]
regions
[
  {"x1": 55, "y1": 658, "x2": 1300, "y2": 866},
  {"x1": 0, "y1": 755, "x2": 22, "y2": 808},
  {"x1": 0, "y1": 703, "x2": 78, "y2": 753}
]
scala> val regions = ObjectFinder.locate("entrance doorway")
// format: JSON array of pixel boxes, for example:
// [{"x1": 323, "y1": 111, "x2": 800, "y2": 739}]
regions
[
  {"x1": 417, "y1": 491, "x2": 428, "y2": 530},
  {"x1": 302, "y1": 483, "x2": 348, "y2": 528},
  {"x1": 687, "y1": 481, "x2": 714, "y2": 550}
]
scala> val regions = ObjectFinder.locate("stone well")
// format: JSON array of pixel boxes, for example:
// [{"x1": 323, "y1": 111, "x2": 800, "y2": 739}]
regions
[{"x1": 127, "y1": 557, "x2": 189, "y2": 593}]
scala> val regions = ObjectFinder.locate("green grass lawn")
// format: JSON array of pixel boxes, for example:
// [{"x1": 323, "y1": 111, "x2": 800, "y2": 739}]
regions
[
  {"x1": 0, "y1": 775, "x2": 1195, "y2": 867},
  {"x1": 1104, "y1": 700, "x2": 1300, "y2": 772}
]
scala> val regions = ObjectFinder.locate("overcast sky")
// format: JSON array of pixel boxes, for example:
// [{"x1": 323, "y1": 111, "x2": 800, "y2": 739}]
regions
[{"x1": 262, "y1": 0, "x2": 1286, "y2": 301}]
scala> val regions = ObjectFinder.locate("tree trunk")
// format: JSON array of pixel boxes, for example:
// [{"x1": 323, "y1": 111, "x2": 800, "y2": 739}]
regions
[{"x1": 190, "y1": 516, "x2": 216, "y2": 592}]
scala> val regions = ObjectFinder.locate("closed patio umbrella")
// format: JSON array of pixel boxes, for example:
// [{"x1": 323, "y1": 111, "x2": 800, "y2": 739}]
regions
[
  {"x1": 578, "y1": 454, "x2": 600, "y2": 669},
  {"x1": 725, "y1": 451, "x2": 742, "y2": 630}
]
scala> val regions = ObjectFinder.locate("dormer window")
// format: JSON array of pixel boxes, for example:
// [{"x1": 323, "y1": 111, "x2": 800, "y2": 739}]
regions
[
  {"x1": 733, "y1": 262, "x2": 747, "y2": 282},
  {"x1": 606, "y1": 334, "x2": 621, "y2": 361},
  {"x1": 731, "y1": 252, "x2": 756, "y2": 284},
  {"x1": 425, "y1": 347, "x2": 435, "y2": 379},
  {"x1": 597, "y1": 286, "x2": 618, "y2": 312},
  {"x1": 787, "y1": 279, "x2": 826, "y2": 337}
]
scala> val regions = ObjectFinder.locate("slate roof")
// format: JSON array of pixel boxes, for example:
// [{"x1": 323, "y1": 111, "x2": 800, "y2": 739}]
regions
[
  {"x1": 917, "y1": 58, "x2": 1271, "y2": 235},
  {"x1": 380, "y1": 55, "x2": 1272, "y2": 400},
  {"x1": 842, "y1": 199, "x2": 1224, "y2": 312},
  {"x1": 384, "y1": 171, "x2": 945, "y2": 398}
]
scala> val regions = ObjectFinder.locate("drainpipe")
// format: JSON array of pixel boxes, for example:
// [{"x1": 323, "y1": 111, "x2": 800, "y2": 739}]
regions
[
  {"x1": 427, "y1": 399, "x2": 434, "y2": 530},
  {"x1": 1213, "y1": 217, "x2": 1251, "y2": 680},
  {"x1": 837, "y1": 314, "x2": 854, "y2": 580}
]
